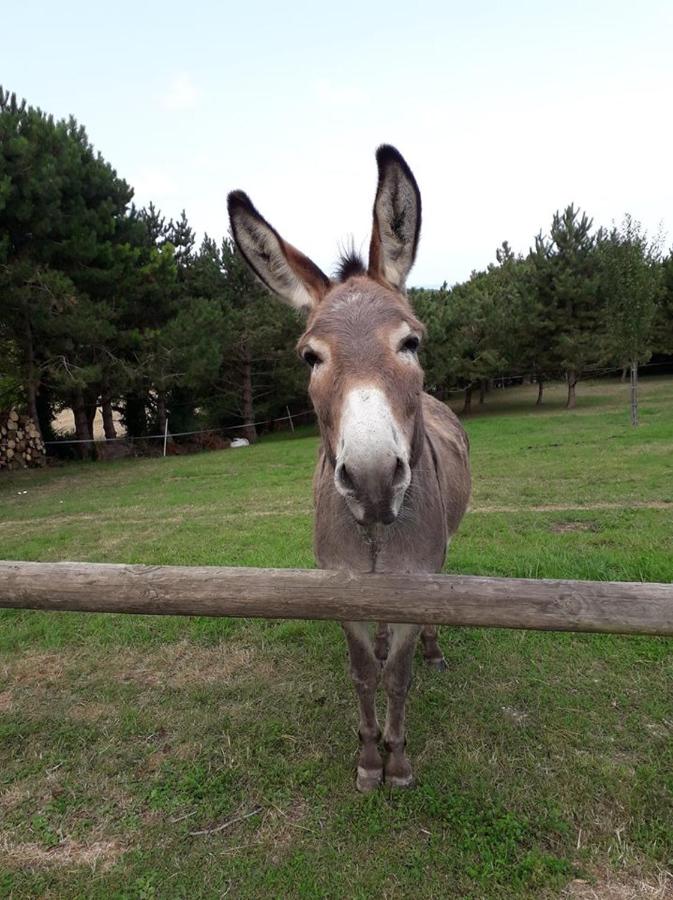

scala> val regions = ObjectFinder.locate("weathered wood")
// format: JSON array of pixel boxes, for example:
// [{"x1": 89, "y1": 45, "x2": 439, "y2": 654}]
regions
[
  {"x1": 0, "y1": 411, "x2": 46, "y2": 470},
  {"x1": 0, "y1": 561, "x2": 672, "y2": 635}
]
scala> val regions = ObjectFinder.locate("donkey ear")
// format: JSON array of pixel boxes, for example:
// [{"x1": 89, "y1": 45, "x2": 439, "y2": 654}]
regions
[
  {"x1": 368, "y1": 145, "x2": 422, "y2": 292},
  {"x1": 227, "y1": 191, "x2": 332, "y2": 313}
]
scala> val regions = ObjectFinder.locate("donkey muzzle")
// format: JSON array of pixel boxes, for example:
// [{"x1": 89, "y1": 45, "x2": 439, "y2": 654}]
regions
[{"x1": 335, "y1": 454, "x2": 410, "y2": 526}]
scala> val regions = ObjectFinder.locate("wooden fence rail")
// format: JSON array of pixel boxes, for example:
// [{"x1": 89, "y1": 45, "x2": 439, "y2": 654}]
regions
[{"x1": 1, "y1": 560, "x2": 672, "y2": 635}]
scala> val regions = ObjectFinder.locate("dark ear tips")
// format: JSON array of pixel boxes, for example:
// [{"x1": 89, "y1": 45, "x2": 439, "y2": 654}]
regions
[
  {"x1": 227, "y1": 190, "x2": 254, "y2": 217},
  {"x1": 375, "y1": 145, "x2": 415, "y2": 181},
  {"x1": 376, "y1": 144, "x2": 405, "y2": 167}
]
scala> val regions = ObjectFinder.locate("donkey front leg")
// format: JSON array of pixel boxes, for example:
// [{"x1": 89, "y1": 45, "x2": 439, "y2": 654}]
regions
[
  {"x1": 382, "y1": 623, "x2": 421, "y2": 788},
  {"x1": 342, "y1": 622, "x2": 383, "y2": 793}
]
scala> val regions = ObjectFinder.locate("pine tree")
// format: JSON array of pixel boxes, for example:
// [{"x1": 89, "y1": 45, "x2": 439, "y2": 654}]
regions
[
  {"x1": 532, "y1": 205, "x2": 603, "y2": 408},
  {"x1": 598, "y1": 215, "x2": 663, "y2": 425}
]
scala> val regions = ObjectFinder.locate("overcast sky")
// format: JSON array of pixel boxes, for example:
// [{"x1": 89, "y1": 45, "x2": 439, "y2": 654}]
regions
[{"x1": 4, "y1": 1, "x2": 672, "y2": 286}]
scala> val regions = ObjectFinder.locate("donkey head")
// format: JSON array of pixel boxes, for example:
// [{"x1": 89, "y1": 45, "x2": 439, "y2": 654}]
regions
[{"x1": 228, "y1": 146, "x2": 425, "y2": 527}]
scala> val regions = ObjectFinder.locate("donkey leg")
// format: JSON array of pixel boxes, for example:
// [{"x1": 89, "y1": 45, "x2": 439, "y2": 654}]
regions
[
  {"x1": 420, "y1": 625, "x2": 447, "y2": 671},
  {"x1": 342, "y1": 622, "x2": 383, "y2": 793},
  {"x1": 373, "y1": 622, "x2": 390, "y2": 665},
  {"x1": 382, "y1": 623, "x2": 421, "y2": 788}
]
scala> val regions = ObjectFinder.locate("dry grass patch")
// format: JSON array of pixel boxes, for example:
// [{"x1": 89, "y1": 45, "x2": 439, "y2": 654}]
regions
[
  {"x1": 2, "y1": 651, "x2": 67, "y2": 686},
  {"x1": 550, "y1": 521, "x2": 600, "y2": 533},
  {"x1": 0, "y1": 833, "x2": 124, "y2": 872},
  {"x1": 564, "y1": 870, "x2": 673, "y2": 899},
  {"x1": 256, "y1": 798, "x2": 311, "y2": 856},
  {"x1": 0, "y1": 783, "x2": 32, "y2": 812},
  {"x1": 108, "y1": 641, "x2": 273, "y2": 689},
  {"x1": 472, "y1": 501, "x2": 673, "y2": 514},
  {"x1": 67, "y1": 700, "x2": 119, "y2": 723}
]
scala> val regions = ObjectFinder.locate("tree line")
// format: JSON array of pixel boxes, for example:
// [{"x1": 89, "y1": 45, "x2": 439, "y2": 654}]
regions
[
  {"x1": 411, "y1": 211, "x2": 673, "y2": 420},
  {"x1": 1, "y1": 89, "x2": 672, "y2": 458}
]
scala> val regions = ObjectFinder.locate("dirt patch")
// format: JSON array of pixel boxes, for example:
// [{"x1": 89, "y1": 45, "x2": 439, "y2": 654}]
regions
[
  {"x1": 0, "y1": 833, "x2": 123, "y2": 872},
  {"x1": 550, "y1": 521, "x2": 600, "y2": 533},
  {"x1": 0, "y1": 690, "x2": 12, "y2": 712},
  {"x1": 564, "y1": 871, "x2": 672, "y2": 899}
]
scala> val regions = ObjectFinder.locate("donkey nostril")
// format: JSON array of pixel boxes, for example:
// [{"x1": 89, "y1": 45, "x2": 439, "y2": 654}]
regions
[
  {"x1": 392, "y1": 457, "x2": 408, "y2": 489},
  {"x1": 337, "y1": 463, "x2": 356, "y2": 493}
]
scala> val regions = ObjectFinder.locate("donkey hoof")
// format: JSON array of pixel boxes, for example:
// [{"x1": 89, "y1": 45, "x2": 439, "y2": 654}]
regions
[
  {"x1": 386, "y1": 772, "x2": 416, "y2": 789},
  {"x1": 357, "y1": 766, "x2": 383, "y2": 793},
  {"x1": 425, "y1": 656, "x2": 447, "y2": 672}
]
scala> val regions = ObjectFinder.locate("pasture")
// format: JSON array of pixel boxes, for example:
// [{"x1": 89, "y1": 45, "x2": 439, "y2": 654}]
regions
[{"x1": 1, "y1": 377, "x2": 672, "y2": 898}]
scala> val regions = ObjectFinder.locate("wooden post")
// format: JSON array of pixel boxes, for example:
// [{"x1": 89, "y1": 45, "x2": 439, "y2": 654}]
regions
[
  {"x1": 163, "y1": 417, "x2": 169, "y2": 457},
  {"x1": 1, "y1": 561, "x2": 672, "y2": 636}
]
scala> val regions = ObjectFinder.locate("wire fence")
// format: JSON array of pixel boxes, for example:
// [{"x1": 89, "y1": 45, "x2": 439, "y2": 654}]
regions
[
  {"x1": 44, "y1": 409, "x2": 315, "y2": 446},
  {"x1": 43, "y1": 360, "x2": 672, "y2": 446}
]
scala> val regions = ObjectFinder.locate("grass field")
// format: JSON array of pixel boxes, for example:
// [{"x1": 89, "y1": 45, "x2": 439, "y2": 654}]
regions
[{"x1": 1, "y1": 377, "x2": 672, "y2": 898}]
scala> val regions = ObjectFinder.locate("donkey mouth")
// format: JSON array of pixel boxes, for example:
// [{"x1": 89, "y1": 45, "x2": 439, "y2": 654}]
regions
[
  {"x1": 354, "y1": 508, "x2": 397, "y2": 528},
  {"x1": 343, "y1": 487, "x2": 408, "y2": 528},
  {"x1": 335, "y1": 456, "x2": 411, "y2": 528}
]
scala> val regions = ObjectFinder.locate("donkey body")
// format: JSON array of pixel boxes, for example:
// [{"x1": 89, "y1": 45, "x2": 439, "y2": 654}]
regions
[{"x1": 228, "y1": 146, "x2": 470, "y2": 790}]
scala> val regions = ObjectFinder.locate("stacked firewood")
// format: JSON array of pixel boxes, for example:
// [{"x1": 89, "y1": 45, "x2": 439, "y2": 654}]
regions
[{"x1": 0, "y1": 411, "x2": 46, "y2": 471}]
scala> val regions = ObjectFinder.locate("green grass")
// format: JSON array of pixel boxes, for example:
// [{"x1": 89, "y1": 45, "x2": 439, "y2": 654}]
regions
[{"x1": 1, "y1": 377, "x2": 672, "y2": 898}]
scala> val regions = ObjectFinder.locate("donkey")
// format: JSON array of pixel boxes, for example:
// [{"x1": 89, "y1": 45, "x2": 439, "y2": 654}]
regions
[{"x1": 227, "y1": 146, "x2": 471, "y2": 791}]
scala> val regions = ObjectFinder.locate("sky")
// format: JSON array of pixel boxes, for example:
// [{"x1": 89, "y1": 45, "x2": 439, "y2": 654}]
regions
[{"x1": 4, "y1": 0, "x2": 673, "y2": 287}]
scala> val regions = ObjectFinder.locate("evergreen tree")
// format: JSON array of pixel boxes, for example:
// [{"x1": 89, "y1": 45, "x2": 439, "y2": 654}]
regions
[
  {"x1": 656, "y1": 251, "x2": 673, "y2": 356},
  {"x1": 599, "y1": 215, "x2": 663, "y2": 425},
  {"x1": 532, "y1": 205, "x2": 603, "y2": 408},
  {"x1": 0, "y1": 88, "x2": 134, "y2": 448}
]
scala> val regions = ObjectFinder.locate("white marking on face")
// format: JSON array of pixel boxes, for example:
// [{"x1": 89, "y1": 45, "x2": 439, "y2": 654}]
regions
[
  {"x1": 338, "y1": 386, "x2": 403, "y2": 460},
  {"x1": 335, "y1": 386, "x2": 412, "y2": 521}
]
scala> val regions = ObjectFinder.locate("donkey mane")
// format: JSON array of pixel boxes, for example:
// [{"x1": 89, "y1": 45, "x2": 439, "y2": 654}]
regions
[{"x1": 334, "y1": 246, "x2": 366, "y2": 282}]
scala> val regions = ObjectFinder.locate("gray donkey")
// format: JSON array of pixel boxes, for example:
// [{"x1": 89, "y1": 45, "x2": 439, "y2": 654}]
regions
[{"x1": 227, "y1": 146, "x2": 471, "y2": 791}]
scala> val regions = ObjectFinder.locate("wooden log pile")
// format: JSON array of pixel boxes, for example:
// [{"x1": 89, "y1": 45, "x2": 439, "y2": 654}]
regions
[{"x1": 0, "y1": 410, "x2": 46, "y2": 471}]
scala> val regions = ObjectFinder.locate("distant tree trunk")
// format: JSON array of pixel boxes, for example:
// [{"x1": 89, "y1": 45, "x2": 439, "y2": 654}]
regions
[
  {"x1": 27, "y1": 379, "x2": 40, "y2": 432},
  {"x1": 24, "y1": 318, "x2": 42, "y2": 439},
  {"x1": 72, "y1": 390, "x2": 94, "y2": 459},
  {"x1": 620, "y1": 365, "x2": 628, "y2": 383},
  {"x1": 101, "y1": 395, "x2": 116, "y2": 439},
  {"x1": 462, "y1": 385, "x2": 473, "y2": 415},
  {"x1": 630, "y1": 359, "x2": 639, "y2": 427},
  {"x1": 85, "y1": 397, "x2": 97, "y2": 441},
  {"x1": 241, "y1": 345, "x2": 257, "y2": 443},
  {"x1": 565, "y1": 370, "x2": 578, "y2": 409},
  {"x1": 35, "y1": 388, "x2": 55, "y2": 444},
  {"x1": 536, "y1": 380, "x2": 544, "y2": 406},
  {"x1": 156, "y1": 392, "x2": 167, "y2": 435},
  {"x1": 124, "y1": 393, "x2": 147, "y2": 438},
  {"x1": 479, "y1": 380, "x2": 486, "y2": 404}
]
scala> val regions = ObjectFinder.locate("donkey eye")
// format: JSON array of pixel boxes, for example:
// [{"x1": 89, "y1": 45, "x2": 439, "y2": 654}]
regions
[
  {"x1": 302, "y1": 349, "x2": 322, "y2": 369},
  {"x1": 400, "y1": 335, "x2": 420, "y2": 354}
]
